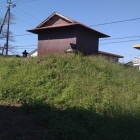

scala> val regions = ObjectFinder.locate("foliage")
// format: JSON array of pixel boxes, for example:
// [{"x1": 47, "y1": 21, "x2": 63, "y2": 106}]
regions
[{"x1": 0, "y1": 55, "x2": 140, "y2": 139}]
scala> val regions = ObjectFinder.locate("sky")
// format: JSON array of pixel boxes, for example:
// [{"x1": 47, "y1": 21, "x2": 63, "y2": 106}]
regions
[{"x1": 1, "y1": 0, "x2": 140, "y2": 63}]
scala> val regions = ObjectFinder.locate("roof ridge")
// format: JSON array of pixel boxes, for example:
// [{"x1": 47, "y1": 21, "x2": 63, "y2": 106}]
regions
[{"x1": 36, "y1": 12, "x2": 78, "y2": 28}]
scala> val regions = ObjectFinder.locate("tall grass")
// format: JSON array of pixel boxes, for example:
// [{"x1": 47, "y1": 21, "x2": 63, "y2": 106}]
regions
[
  {"x1": 0, "y1": 55, "x2": 140, "y2": 139},
  {"x1": 0, "y1": 55, "x2": 139, "y2": 116}
]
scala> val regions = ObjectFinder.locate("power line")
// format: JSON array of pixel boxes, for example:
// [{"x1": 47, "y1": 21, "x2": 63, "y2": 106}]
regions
[
  {"x1": 15, "y1": 45, "x2": 37, "y2": 47},
  {"x1": 100, "y1": 39, "x2": 140, "y2": 45},
  {"x1": 13, "y1": 0, "x2": 31, "y2": 2},
  {"x1": 0, "y1": 0, "x2": 29, "y2": 8},
  {"x1": 12, "y1": 1, "x2": 140, "y2": 28},
  {"x1": 13, "y1": 9, "x2": 38, "y2": 27},
  {"x1": 12, "y1": 34, "x2": 32, "y2": 37},
  {"x1": 89, "y1": 17, "x2": 140, "y2": 26},
  {"x1": 14, "y1": 19, "x2": 32, "y2": 28},
  {"x1": 14, "y1": 0, "x2": 38, "y2": 4},
  {"x1": 3, "y1": 34, "x2": 139, "y2": 40},
  {"x1": 100, "y1": 35, "x2": 140, "y2": 41},
  {"x1": 15, "y1": 48, "x2": 36, "y2": 49},
  {"x1": 13, "y1": 11, "x2": 37, "y2": 27},
  {"x1": 2, "y1": 1, "x2": 140, "y2": 27},
  {"x1": 0, "y1": 0, "x2": 38, "y2": 8},
  {"x1": 16, "y1": 7, "x2": 40, "y2": 21},
  {"x1": 0, "y1": 34, "x2": 33, "y2": 38}
]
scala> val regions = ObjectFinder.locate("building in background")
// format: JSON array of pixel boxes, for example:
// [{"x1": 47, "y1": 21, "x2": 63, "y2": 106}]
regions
[
  {"x1": 98, "y1": 51, "x2": 123, "y2": 62},
  {"x1": 125, "y1": 44, "x2": 140, "y2": 70},
  {"x1": 28, "y1": 49, "x2": 38, "y2": 57},
  {"x1": 27, "y1": 12, "x2": 109, "y2": 56}
]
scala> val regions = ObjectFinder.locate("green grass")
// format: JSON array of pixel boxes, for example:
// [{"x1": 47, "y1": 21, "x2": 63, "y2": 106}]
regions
[{"x1": 0, "y1": 55, "x2": 140, "y2": 139}]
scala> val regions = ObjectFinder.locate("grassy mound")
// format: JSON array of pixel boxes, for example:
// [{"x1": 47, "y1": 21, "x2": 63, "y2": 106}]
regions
[{"x1": 0, "y1": 55, "x2": 140, "y2": 139}]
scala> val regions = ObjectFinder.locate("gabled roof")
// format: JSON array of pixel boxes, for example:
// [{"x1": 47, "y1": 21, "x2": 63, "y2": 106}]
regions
[
  {"x1": 37, "y1": 12, "x2": 78, "y2": 28},
  {"x1": 27, "y1": 12, "x2": 109, "y2": 38}
]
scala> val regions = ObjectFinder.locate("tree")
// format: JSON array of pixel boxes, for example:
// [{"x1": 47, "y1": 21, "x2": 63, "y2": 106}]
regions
[{"x1": 0, "y1": 15, "x2": 15, "y2": 55}]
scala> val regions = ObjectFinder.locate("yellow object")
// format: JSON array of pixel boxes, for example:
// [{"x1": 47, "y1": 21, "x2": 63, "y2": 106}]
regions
[{"x1": 133, "y1": 44, "x2": 140, "y2": 50}]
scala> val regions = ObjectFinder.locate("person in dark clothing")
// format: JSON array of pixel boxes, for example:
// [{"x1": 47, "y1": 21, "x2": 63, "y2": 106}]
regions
[{"x1": 22, "y1": 50, "x2": 28, "y2": 57}]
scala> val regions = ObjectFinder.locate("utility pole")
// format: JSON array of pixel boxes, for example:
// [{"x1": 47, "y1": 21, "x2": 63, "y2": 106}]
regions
[
  {"x1": 0, "y1": 0, "x2": 16, "y2": 55},
  {"x1": 5, "y1": 0, "x2": 16, "y2": 56},
  {"x1": 0, "y1": 10, "x2": 8, "y2": 34}
]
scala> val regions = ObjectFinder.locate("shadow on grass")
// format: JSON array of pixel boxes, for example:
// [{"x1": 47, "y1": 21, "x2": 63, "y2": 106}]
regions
[{"x1": 0, "y1": 104, "x2": 140, "y2": 140}]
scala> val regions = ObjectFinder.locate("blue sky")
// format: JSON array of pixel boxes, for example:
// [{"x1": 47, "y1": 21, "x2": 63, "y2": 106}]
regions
[{"x1": 1, "y1": 0, "x2": 140, "y2": 62}]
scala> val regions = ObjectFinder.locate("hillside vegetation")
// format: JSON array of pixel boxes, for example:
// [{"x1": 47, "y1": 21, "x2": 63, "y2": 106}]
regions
[{"x1": 0, "y1": 55, "x2": 140, "y2": 140}]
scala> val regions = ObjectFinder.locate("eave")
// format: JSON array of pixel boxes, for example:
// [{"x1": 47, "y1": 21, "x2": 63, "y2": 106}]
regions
[
  {"x1": 99, "y1": 51, "x2": 124, "y2": 58},
  {"x1": 27, "y1": 23, "x2": 109, "y2": 38}
]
